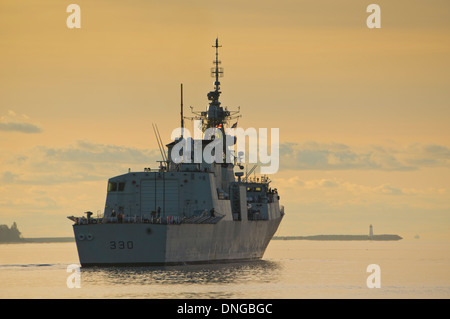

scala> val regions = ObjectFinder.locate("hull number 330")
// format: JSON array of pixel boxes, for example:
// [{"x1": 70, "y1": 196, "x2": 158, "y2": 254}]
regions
[{"x1": 109, "y1": 241, "x2": 134, "y2": 250}]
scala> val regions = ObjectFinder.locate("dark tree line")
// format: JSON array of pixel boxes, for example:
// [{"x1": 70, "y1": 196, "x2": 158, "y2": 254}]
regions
[{"x1": 0, "y1": 222, "x2": 23, "y2": 242}]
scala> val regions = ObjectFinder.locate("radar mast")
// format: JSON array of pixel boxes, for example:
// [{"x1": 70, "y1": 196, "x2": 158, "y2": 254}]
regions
[{"x1": 187, "y1": 38, "x2": 241, "y2": 132}]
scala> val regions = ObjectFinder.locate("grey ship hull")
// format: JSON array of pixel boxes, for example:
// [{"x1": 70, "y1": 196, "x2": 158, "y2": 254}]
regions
[{"x1": 73, "y1": 216, "x2": 283, "y2": 266}]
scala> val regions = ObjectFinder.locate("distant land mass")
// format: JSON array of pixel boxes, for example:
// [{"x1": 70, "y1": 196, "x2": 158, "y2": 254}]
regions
[
  {"x1": 0, "y1": 222, "x2": 74, "y2": 243},
  {"x1": 0, "y1": 222, "x2": 23, "y2": 242},
  {"x1": 2, "y1": 222, "x2": 401, "y2": 243},
  {"x1": 273, "y1": 234, "x2": 403, "y2": 241},
  {"x1": 22, "y1": 237, "x2": 75, "y2": 243}
]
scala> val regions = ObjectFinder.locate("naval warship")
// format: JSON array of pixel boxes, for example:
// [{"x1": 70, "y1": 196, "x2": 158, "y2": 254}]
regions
[{"x1": 68, "y1": 39, "x2": 284, "y2": 266}]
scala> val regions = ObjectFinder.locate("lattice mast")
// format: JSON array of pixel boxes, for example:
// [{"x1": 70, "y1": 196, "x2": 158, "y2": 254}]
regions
[{"x1": 188, "y1": 38, "x2": 240, "y2": 132}]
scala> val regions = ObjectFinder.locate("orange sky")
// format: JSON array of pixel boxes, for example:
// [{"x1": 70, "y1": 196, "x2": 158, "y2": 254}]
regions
[{"x1": 1, "y1": 0, "x2": 449, "y2": 239}]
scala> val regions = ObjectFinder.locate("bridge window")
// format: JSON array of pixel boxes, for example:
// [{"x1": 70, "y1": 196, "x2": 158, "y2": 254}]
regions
[{"x1": 108, "y1": 182, "x2": 117, "y2": 192}]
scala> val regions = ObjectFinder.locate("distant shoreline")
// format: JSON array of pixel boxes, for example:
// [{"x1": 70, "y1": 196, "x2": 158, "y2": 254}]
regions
[
  {"x1": 0, "y1": 237, "x2": 75, "y2": 244},
  {"x1": 273, "y1": 234, "x2": 402, "y2": 241},
  {"x1": 1, "y1": 222, "x2": 75, "y2": 243},
  {"x1": 2, "y1": 234, "x2": 404, "y2": 243}
]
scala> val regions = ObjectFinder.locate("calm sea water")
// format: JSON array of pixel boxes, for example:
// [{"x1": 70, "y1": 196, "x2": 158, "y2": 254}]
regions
[{"x1": 0, "y1": 239, "x2": 449, "y2": 299}]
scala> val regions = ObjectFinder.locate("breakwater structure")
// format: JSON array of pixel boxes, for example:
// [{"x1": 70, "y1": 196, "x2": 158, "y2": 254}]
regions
[
  {"x1": 274, "y1": 225, "x2": 402, "y2": 241},
  {"x1": 273, "y1": 234, "x2": 402, "y2": 241}
]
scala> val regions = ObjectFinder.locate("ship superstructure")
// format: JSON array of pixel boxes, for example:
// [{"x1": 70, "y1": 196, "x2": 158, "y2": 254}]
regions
[{"x1": 68, "y1": 39, "x2": 284, "y2": 266}]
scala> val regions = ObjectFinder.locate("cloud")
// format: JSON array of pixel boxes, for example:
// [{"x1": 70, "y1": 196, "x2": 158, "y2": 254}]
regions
[
  {"x1": 0, "y1": 122, "x2": 42, "y2": 133},
  {"x1": 43, "y1": 140, "x2": 161, "y2": 164},
  {"x1": 1, "y1": 140, "x2": 162, "y2": 186},
  {"x1": 0, "y1": 110, "x2": 42, "y2": 134},
  {"x1": 402, "y1": 144, "x2": 450, "y2": 167},
  {"x1": 273, "y1": 177, "x2": 431, "y2": 214},
  {"x1": 318, "y1": 179, "x2": 339, "y2": 188},
  {"x1": 377, "y1": 184, "x2": 404, "y2": 196},
  {"x1": 1, "y1": 171, "x2": 19, "y2": 183},
  {"x1": 279, "y1": 141, "x2": 450, "y2": 171}
]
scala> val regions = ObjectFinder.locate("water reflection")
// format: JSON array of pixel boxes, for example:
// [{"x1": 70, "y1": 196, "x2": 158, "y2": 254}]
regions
[{"x1": 81, "y1": 260, "x2": 281, "y2": 287}]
